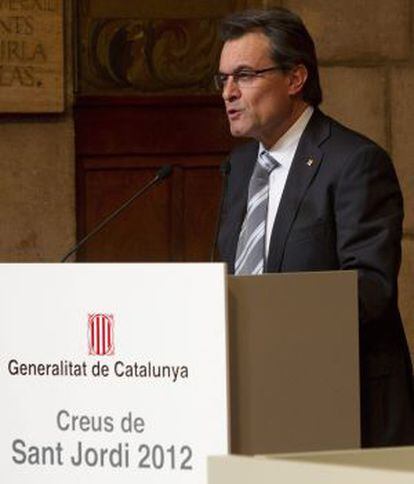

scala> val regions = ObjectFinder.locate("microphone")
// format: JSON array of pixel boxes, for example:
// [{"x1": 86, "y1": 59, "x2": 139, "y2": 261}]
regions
[
  {"x1": 60, "y1": 165, "x2": 173, "y2": 262},
  {"x1": 210, "y1": 159, "x2": 231, "y2": 262}
]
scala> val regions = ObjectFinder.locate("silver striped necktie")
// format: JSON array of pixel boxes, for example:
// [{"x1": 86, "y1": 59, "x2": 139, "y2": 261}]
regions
[{"x1": 235, "y1": 150, "x2": 280, "y2": 275}]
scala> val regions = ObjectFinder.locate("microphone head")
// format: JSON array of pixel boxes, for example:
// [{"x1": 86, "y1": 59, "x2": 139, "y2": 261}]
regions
[
  {"x1": 157, "y1": 165, "x2": 173, "y2": 180},
  {"x1": 220, "y1": 160, "x2": 231, "y2": 176}
]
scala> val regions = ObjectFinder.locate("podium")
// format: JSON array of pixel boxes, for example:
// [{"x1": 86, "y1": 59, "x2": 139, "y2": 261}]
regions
[
  {"x1": 0, "y1": 263, "x2": 229, "y2": 484},
  {"x1": 228, "y1": 271, "x2": 360, "y2": 454},
  {"x1": 0, "y1": 264, "x2": 359, "y2": 484}
]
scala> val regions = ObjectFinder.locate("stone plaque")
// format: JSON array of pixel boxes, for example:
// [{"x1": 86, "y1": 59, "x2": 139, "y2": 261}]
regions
[{"x1": 0, "y1": 0, "x2": 64, "y2": 113}]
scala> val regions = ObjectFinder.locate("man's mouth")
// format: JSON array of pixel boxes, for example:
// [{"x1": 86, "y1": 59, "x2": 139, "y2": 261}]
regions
[{"x1": 227, "y1": 109, "x2": 243, "y2": 120}]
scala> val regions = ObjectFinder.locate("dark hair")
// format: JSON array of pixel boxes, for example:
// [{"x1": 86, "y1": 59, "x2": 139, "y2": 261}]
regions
[{"x1": 220, "y1": 8, "x2": 322, "y2": 106}]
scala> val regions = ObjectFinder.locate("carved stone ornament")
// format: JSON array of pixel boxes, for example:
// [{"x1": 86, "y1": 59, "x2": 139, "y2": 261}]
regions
[{"x1": 78, "y1": 14, "x2": 222, "y2": 94}]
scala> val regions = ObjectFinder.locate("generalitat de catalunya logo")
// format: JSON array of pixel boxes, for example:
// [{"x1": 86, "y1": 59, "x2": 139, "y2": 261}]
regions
[{"x1": 88, "y1": 313, "x2": 115, "y2": 356}]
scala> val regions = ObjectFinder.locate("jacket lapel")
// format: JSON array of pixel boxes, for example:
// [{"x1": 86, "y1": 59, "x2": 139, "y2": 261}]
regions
[{"x1": 266, "y1": 109, "x2": 331, "y2": 272}]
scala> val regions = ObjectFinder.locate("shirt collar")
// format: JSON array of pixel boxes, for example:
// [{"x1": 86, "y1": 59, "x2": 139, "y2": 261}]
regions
[{"x1": 259, "y1": 105, "x2": 314, "y2": 166}]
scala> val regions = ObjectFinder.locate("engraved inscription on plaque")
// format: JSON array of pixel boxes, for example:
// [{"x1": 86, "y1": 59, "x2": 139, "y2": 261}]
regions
[{"x1": 0, "y1": 0, "x2": 64, "y2": 112}]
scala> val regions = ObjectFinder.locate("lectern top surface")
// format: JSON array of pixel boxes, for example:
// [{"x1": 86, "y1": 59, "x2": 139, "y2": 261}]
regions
[{"x1": 261, "y1": 446, "x2": 414, "y2": 472}]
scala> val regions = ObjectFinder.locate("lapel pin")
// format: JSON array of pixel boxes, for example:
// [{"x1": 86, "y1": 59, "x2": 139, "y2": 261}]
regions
[{"x1": 306, "y1": 158, "x2": 315, "y2": 167}]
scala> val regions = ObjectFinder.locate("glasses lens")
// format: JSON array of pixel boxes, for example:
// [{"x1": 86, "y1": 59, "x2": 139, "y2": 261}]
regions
[{"x1": 214, "y1": 74, "x2": 224, "y2": 91}]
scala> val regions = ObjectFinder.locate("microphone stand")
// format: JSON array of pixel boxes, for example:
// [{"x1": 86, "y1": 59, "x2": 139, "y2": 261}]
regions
[
  {"x1": 210, "y1": 160, "x2": 231, "y2": 262},
  {"x1": 61, "y1": 165, "x2": 172, "y2": 262}
]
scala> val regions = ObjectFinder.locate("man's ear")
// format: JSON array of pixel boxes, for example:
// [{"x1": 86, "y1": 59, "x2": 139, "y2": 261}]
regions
[{"x1": 287, "y1": 64, "x2": 308, "y2": 96}]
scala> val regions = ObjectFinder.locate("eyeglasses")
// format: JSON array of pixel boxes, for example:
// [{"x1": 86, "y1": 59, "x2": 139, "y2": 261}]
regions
[{"x1": 214, "y1": 66, "x2": 284, "y2": 91}]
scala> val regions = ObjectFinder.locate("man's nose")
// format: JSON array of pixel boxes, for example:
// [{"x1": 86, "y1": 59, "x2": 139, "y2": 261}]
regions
[{"x1": 222, "y1": 77, "x2": 241, "y2": 102}]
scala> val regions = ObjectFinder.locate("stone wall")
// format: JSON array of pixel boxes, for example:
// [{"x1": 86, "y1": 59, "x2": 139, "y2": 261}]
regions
[{"x1": 0, "y1": 0, "x2": 75, "y2": 262}]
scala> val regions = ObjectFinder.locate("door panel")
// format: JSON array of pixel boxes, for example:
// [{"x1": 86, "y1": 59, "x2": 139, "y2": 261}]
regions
[{"x1": 75, "y1": 95, "x2": 238, "y2": 262}]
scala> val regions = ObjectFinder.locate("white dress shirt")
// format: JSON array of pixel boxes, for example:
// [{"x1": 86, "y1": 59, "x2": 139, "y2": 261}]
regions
[{"x1": 260, "y1": 105, "x2": 314, "y2": 257}]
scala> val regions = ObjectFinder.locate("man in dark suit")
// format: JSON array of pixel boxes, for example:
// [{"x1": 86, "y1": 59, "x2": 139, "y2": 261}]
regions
[{"x1": 216, "y1": 8, "x2": 414, "y2": 447}]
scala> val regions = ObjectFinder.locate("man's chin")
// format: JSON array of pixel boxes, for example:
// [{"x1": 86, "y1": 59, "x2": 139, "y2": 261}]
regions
[{"x1": 229, "y1": 123, "x2": 249, "y2": 138}]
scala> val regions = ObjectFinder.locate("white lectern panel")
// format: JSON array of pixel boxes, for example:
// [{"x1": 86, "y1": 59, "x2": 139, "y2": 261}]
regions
[{"x1": 0, "y1": 263, "x2": 229, "y2": 484}]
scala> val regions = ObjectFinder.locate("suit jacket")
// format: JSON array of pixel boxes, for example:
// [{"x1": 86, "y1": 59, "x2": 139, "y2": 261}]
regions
[{"x1": 218, "y1": 109, "x2": 414, "y2": 447}]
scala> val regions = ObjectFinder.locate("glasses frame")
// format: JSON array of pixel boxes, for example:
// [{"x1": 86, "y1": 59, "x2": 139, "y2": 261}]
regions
[{"x1": 214, "y1": 66, "x2": 284, "y2": 91}]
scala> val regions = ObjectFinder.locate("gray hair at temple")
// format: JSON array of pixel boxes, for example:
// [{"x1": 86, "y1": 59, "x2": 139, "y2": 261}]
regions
[{"x1": 219, "y1": 8, "x2": 323, "y2": 106}]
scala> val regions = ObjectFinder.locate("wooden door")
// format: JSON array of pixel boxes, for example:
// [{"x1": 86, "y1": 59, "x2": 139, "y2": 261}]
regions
[{"x1": 75, "y1": 95, "x2": 236, "y2": 262}]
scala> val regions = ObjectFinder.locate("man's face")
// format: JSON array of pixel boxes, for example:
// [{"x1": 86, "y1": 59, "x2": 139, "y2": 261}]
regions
[{"x1": 219, "y1": 31, "x2": 295, "y2": 147}]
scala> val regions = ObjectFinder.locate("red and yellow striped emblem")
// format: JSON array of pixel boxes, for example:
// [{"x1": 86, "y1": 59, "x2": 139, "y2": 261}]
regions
[{"x1": 88, "y1": 313, "x2": 115, "y2": 356}]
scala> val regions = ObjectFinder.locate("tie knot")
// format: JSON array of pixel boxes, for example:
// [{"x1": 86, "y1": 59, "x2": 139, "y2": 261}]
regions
[{"x1": 259, "y1": 150, "x2": 279, "y2": 174}]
